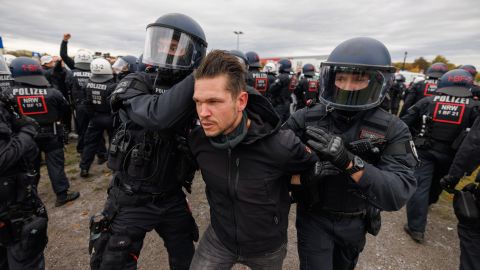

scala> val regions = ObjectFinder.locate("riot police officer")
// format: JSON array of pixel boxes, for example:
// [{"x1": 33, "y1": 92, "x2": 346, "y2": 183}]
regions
[
  {"x1": 0, "y1": 91, "x2": 48, "y2": 270},
  {"x1": 285, "y1": 37, "x2": 417, "y2": 270},
  {"x1": 245, "y1": 51, "x2": 270, "y2": 96},
  {"x1": 7, "y1": 57, "x2": 80, "y2": 207},
  {"x1": 0, "y1": 56, "x2": 13, "y2": 92},
  {"x1": 402, "y1": 69, "x2": 480, "y2": 243},
  {"x1": 60, "y1": 33, "x2": 107, "y2": 159},
  {"x1": 88, "y1": 13, "x2": 206, "y2": 270},
  {"x1": 294, "y1": 63, "x2": 319, "y2": 110},
  {"x1": 460, "y1": 64, "x2": 479, "y2": 99},
  {"x1": 400, "y1": 62, "x2": 448, "y2": 116},
  {"x1": 440, "y1": 116, "x2": 480, "y2": 270},
  {"x1": 269, "y1": 58, "x2": 296, "y2": 121},
  {"x1": 79, "y1": 58, "x2": 117, "y2": 177},
  {"x1": 112, "y1": 55, "x2": 138, "y2": 81},
  {"x1": 390, "y1": 73, "x2": 406, "y2": 115}
]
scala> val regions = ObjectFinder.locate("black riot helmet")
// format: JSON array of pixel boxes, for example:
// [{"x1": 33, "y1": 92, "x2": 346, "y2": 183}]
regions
[
  {"x1": 426, "y1": 62, "x2": 448, "y2": 79},
  {"x1": 112, "y1": 55, "x2": 138, "y2": 74},
  {"x1": 459, "y1": 64, "x2": 477, "y2": 77},
  {"x1": 229, "y1": 50, "x2": 249, "y2": 70},
  {"x1": 319, "y1": 37, "x2": 396, "y2": 111},
  {"x1": 395, "y1": 73, "x2": 406, "y2": 82},
  {"x1": 278, "y1": 58, "x2": 292, "y2": 73},
  {"x1": 10, "y1": 57, "x2": 49, "y2": 87},
  {"x1": 245, "y1": 51, "x2": 261, "y2": 68},
  {"x1": 143, "y1": 13, "x2": 207, "y2": 71},
  {"x1": 302, "y1": 63, "x2": 316, "y2": 77},
  {"x1": 436, "y1": 69, "x2": 473, "y2": 97}
]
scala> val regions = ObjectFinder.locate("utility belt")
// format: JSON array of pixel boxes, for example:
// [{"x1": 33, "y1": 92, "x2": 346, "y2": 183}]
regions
[
  {"x1": 314, "y1": 206, "x2": 381, "y2": 236},
  {"x1": 414, "y1": 137, "x2": 453, "y2": 154},
  {"x1": 109, "y1": 179, "x2": 180, "y2": 208},
  {"x1": 37, "y1": 122, "x2": 64, "y2": 138},
  {"x1": 450, "y1": 183, "x2": 480, "y2": 225},
  {"x1": 0, "y1": 202, "x2": 47, "y2": 246}
]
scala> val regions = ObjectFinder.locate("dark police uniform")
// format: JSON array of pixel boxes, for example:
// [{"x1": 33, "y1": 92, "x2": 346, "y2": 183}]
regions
[
  {"x1": 0, "y1": 75, "x2": 13, "y2": 93},
  {"x1": 246, "y1": 69, "x2": 270, "y2": 96},
  {"x1": 0, "y1": 97, "x2": 48, "y2": 270},
  {"x1": 79, "y1": 78, "x2": 117, "y2": 173},
  {"x1": 6, "y1": 84, "x2": 74, "y2": 202},
  {"x1": 389, "y1": 79, "x2": 405, "y2": 115},
  {"x1": 286, "y1": 104, "x2": 417, "y2": 269},
  {"x1": 294, "y1": 76, "x2": 319, "y2": 110},
  {"x1": 61, "y1": 40, "x2": 107, "y2": 157},
  {"x1": 269, "y1": 72, "x2": 296, "y2": 121},
  {"x1": 402, "y1": 90, "x2": 480, "y2": 239},
  {"x1": 89, "y1": 72, "x2": 198, "y2": 270}
]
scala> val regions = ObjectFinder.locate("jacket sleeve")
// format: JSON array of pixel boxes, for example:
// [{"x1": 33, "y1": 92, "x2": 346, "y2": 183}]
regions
[
  {"x1": 356, "y1": 119, "x2": 417, "y2": 211},
  {"x1": 448, "y1": 115, "x2": 480, "y2": 177},
  {"x1": 275, "y1": 129, "x2": 317, "y2": 174},
  {"x1": 400, "y1": 83, "x2": 419, "y2": 116},
  {"x1": 400, "y1": 97, "x2": 429, "y2": 130},
  {"x1": 60, "y1": 40, "x2": 75, "y2": 70},
  {"x1": 123, "y1": 74, "x2": 196, "y2": 130},
  {"x1": 0, "y1": 107, "x2": 38, "y2": 174}
]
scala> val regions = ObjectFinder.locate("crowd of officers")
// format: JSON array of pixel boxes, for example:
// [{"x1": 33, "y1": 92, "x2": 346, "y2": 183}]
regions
[{"x1": 0, "y1": 12, "x2": 479, "y2": 270}]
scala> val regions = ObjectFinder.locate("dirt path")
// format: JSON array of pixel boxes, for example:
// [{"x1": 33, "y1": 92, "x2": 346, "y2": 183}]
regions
[{"x1": 39, "y1": 144, "x2": 460, "y2": 269}]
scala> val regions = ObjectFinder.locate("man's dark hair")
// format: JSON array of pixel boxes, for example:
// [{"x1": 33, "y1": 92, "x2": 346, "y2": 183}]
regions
[{"x1": 195, "y1": 50, "x2": 247, "y2": 97}]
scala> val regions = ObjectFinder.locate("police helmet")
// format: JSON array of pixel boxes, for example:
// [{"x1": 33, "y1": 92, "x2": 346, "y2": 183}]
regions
[
  {"x1": 302, "y1": 63, "x2": 316, "y2": 77},
  {"x1": 278, "y1": 58, "x2": 292, "y2": 73},
  {"x1": 263, "y1": 62, "x2": 277, "y2": 74},
  {"x1": 436, "y1": 69, "x2": 473, "y2": 98},
  {"x1": 426, "y1": 62, "x2": 448, "y2": 79},
  {"x1": 3, "y1": 54, "x2": 16, "y2": 67},
  {"x1": 112, "y1": 55, "x2": 138, "y2": 74},
  {"x1": 0, "y1": 56, "x2": 11, "y2": 75},
  {"x1": 459, "y1": 65, "x2": 477, "y2": 77},
  {"x1": 319, "y1": 37, "x2": 396, "y2": 111},
  {"x1": 394, "y1": 73, "x2": 406, "y2": 82},
  {"x1": 74, "y1": 49, "x2": 94, "y2": 71},
  {"x1": 229, "y1": 50, "x2": 249, "y2": 70},
  {"x1": 143, "y1": 13, "x2": 207, "y2": 71},
  {"x1": 245, "y1": 51, "x2": 261, "y2": 68},
  {"x1": 10, "y1": 57, "x2": 49, "y2": 87},
  {"x1": 90, "y1": 58, "x2": 114, "y2": 83}
]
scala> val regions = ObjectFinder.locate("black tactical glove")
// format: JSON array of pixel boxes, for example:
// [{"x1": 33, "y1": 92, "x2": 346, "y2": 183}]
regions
[
  {"x1": 13, "y1": 116, "x2": 39, "y2": 138},
  {"x1": 300, "y1": 161, "x2": 341, "y2": 187},
  {"x1": 110, "y1": 78, "x2": 150, "y2": 113},
  {"x1": 440, "y1": 174, "x2": 461, "y2": 192},
  {"x1": 305, "y1": 126, "x2": 354, "y2": 171}
]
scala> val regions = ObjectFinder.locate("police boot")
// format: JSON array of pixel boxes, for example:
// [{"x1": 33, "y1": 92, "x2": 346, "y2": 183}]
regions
[
  {"x1": 80, "y1": 169, "x2": 89, "y2": 178},
  {"x1": 404, "y1": 224, "x2": 424, "y2": 243},
  {"x1": 55, "y1": 190, "x2": 80, "y2": 207}
]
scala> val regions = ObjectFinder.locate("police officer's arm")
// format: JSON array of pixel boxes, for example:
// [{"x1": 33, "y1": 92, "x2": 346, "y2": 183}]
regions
[
  {"x1": 448, "y1": 114, "x2": 480, "y2": 178},
  {"x1": 0, "y1": 107, "x2": 37, "y2": 174},
  {"x1": 400, "y1": 83, "x2": 419, "y2": 116},
  {"x1": 400, "y1": 97, "x2": 429, "y2": 129},
  {"x1": 355, "y1": 120, "x2": 417, "y2": 211},
  {"x1": 60, "y1": 35, "x2": 75, "y2": 70},
  {"x1": 268, "y1": 77, "x2": 283, "y2": 97},
  {"x1": 123, "y1": 74, "x2": 196, "y2": 130}
]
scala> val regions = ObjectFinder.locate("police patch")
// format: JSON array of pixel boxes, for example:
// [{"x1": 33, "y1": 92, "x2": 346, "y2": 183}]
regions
[
  {"x1": 432, "y1": 102, "x2": 465, "y2": 124},
  {"x1": 359, "y1": 129, "x2": 386, "y2": 140}
]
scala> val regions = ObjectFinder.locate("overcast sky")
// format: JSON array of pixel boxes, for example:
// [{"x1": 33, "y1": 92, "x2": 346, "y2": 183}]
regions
[{"x1": 1, "y1": 0, "x2": 479, "y2": 66}]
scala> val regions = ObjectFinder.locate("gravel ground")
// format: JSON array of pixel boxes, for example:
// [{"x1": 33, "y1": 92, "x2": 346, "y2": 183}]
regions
[{"x1": 39, "y1": 143, "x2": 462, "y2": 270}]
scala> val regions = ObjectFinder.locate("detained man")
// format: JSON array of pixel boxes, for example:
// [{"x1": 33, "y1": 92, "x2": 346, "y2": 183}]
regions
[{"x1": 188, "y1": 50, "x2": 317, "y2": 270}]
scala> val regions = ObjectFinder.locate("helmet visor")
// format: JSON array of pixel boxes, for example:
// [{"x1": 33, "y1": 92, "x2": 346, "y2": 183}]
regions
[
  {"x1": 112, "y1": 58, "x2": 129, "y2": 74},
  {"x1": 143, "y1": 26, "x2": 195, "y2": 69},
  {"x1": 319, "y1": 64, "x2": 392, "y2": 110}
]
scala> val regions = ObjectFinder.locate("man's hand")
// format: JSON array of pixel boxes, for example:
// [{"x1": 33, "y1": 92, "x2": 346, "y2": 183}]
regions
[
  {"x1": 63, "y1": 33, "x2": 71, "y2": 41},
  {"x1": 13, "y1": 116, "x2": 39, "y2": 138},
  {"x1": 440, "y1": 175, "x2": 460, "y2": 192},
  {"x1": 305, "y1": 126, "x2": 354, "y2": 170}
]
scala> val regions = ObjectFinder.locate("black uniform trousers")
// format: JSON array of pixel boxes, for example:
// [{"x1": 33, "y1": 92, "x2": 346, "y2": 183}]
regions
[
  {"x1": 98, "y1": 189, "x2": 197, "y2": 270},
  {"x1": 76, "y1": 104, "x2": 107, "y2": 156},
  {"x1": 0, "y1": 243, "x2": 45, "y2": 270},
  {"x1": 296, "y1": 206, "x2": 366, "y2": 270},
  {"x1": 458, "y1": 222, "x2": 480, "y2": 270},
  {"x1": 79, "y1": 113, "x2": 113, "y2": 171},
  {"x1": 34, "y1": 134, "x2": 70, "y2": 195}
]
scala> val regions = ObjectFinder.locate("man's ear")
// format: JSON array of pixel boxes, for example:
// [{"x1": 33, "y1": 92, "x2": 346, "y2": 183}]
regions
[{"x1": 237, "y1": 91, "x2": 248, "y2": 111}]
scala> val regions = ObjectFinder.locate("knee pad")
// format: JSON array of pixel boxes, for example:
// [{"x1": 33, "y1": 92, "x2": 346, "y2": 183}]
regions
[{"x1": 99, "y1": 234, "x2": 135, "y2": 270}]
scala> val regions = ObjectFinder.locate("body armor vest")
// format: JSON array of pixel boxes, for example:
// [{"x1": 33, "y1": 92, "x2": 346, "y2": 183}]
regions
[
  {"x1": 0, "y1": 75, "x2": 13, "y2": 92},
  {"x1": 304, "y1": 105, "x2": 394, "y2": 212},
  {"x1": 85, "y1": 80, "x2": 114, "y2": 113},
  {"x1": 9, "y1": 86, "x2": 61, "y2": 125},
  {"x1": 247, "y1": 71, "x2": 269, "y2": 95},
  {"x1": 71, "y1": 69, "x2": 91, "y2": 105}
]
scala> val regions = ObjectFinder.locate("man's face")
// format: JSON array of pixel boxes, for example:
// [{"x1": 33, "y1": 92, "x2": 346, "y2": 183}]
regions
[
  {"x1": 335, "y1": 72, "x2": 370, "y2": 91},
  {"x1": 193, "y1": 75, "x2": 248, "y2": 137},
  {"x1": 158, "y1": 39, "x2": 186, "y2": 57}
]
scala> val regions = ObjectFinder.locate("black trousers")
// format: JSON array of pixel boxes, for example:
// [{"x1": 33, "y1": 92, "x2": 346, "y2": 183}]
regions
[
  {"x1": 75, "y1": 105, "x2": 107, "y2": 156},
  {"x1": 458, "y1": 222, "x2": 480, "y2": 270},
  {"x1": 296, "y1": 207, "x2": 366, "y2": 270},
  {"x1": 97, "y1": 190, "x2": 197, "y2": 270},
  {"x1": 79, "y1": 113, "x2": 113, "y2": 171}
]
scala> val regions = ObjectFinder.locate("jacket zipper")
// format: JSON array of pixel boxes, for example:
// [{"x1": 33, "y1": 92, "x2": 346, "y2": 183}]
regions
[{"x1": 227, "y1": 148, "x2": 239, "y2": 254}]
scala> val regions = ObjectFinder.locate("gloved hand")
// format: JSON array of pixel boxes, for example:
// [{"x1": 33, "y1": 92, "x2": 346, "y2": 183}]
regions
[
  {"x1": 305, "y1": 126, "x2": 354, "y2": 171},
  {"x1": 440, "y1": 174, "x2": 461, "y2": 192},
  {"x1": 300, "y1": 161, "x2": 341, "y2": 187},
  {"x1": 13, "y1": 116, "x2": 39, "y2": 138},
  {"x1": 110, "y1": 79, "x2": 149, "y2": 113}
]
